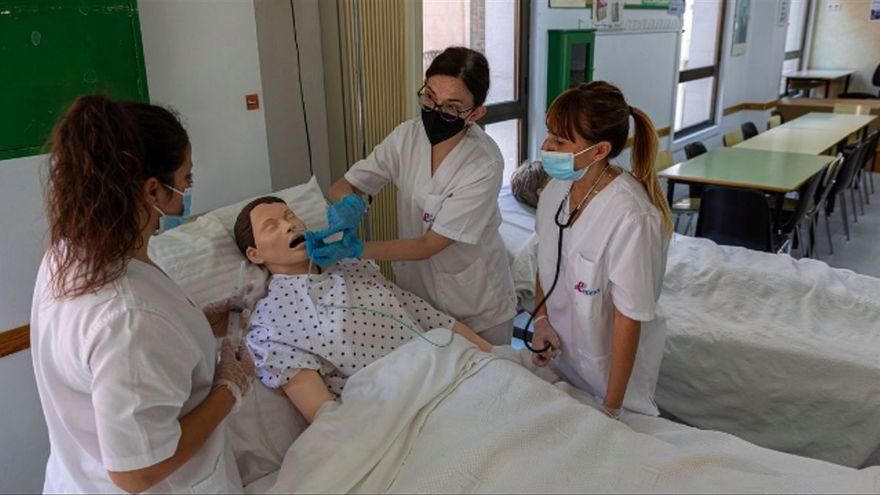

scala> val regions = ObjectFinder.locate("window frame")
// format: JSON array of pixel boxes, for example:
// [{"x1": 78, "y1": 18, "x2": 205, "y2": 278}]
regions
[
  {"x1": 674, "y1": 0, "x2": 727, "y2": 139},
  {"x1": 478, "y1": 0, "x2": 531, "y2": 166},
  {"x1": 780, "y1": 0, "x2": 812, "y2": 97}
]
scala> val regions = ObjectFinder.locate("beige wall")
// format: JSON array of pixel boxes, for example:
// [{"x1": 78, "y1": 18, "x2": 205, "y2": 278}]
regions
[{"x1": 809, "y1": 0, "x2": 880, "y2": 94}]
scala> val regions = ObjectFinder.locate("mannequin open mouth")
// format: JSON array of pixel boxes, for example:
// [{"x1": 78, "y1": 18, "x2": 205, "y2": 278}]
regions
[{"x1": 289, "y1": 236, "x2": 305, "y2": 249}]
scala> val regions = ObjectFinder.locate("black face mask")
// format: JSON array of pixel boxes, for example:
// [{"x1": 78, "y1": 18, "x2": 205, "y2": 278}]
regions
[{"x1": 421, "y1": 109, "x2": 467, "y2": 146}]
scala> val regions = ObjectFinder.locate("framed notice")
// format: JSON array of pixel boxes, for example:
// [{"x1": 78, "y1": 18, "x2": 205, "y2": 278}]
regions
[
  {"x1": 549, "y1": 0, "x2": 588, "y2": 8},
  {"x1": 731, "y1": 0, "x2": 751, "y2": 57}
]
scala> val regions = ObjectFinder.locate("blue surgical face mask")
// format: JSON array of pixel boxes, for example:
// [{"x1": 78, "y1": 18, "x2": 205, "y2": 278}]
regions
[
  {"x1": 540, "y1": 143, "x2": 600, "y2": 181},
  {"x1": 153, "y1": 185, "x2": 192, "y2": 234}
]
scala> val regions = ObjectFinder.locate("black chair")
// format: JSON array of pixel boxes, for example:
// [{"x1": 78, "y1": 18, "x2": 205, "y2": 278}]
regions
[
  {"x1": 741, "y1": 121, "x2": 759, "y2": 140},
  {"x1": 838, "y1": 64, "x2": 880, "y2": 99},
  {"x1": 807, "y1": 155, "x2": 845, "y2": 255},
  {"x1": 825, "y1": 141, "x2": 870, "y2": 241},
  {"x1": 695, "y1": 186, "x2": 772, "y2": 252},
  {"x1": 776, "y1": 170, "x2": 825, "y2": 256},
  {"x1": 684, "y1": 141, "x2": 707, "y2": 159},
  {"x1": 856, "y1": 129, "x2": 879, "y2": 199}
]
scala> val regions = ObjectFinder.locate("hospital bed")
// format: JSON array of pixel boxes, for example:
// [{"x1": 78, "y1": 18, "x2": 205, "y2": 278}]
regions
[
  {"x1": 147, "y1": 179, "x2": 880, "y2": 492},
  {"x1": 497, "y1": 185, "x2": 880, "y2": 469}
]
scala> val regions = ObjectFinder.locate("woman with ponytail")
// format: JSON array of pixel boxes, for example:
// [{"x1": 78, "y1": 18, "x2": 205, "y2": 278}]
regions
[
  {"x1": 31, "y1": 95, "x2": 253, "y2": 493},
  {"x1": 529, "y1": 81, "x2": 672, "y2": 419}
]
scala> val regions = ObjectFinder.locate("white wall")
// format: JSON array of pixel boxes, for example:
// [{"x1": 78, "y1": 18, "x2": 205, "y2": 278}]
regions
[
  {"x1": 0, "y1": 157, "x2": 50, "y2": 494},
  {"x1": 809, "y1": 0, "x2": 880, "y2": 94},
  {"x1": 138, "y1": 0, "x2": 274, "y2": 214},
  {"x1": 528, "y1": 4, "x2": 680, "y2": 165}
]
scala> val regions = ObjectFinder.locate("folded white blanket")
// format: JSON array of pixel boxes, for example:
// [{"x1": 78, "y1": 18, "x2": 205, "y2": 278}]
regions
[{"x1": 269, "y1": 331, "x2": 880, "y2": 493}]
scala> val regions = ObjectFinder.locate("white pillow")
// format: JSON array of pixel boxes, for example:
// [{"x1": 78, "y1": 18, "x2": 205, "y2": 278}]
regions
[
  {"x1": 148, "y1": 175, "x2": 329, "y2": 306},
  {"x1": 148, "y1": 214, "x2": 266, "y2": 307},
  {"x1": 211, "y1": 175, "x2": 329, "y2": 235}
]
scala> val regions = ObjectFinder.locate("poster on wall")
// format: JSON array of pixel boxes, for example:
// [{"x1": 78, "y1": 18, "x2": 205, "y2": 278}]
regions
[
  {"x1": 871, "y1": 0, "x2": 880, "y2": 21},
  {"x1": 731, "y1": 0, "x2": 751, "y2": 57},
  {"x1": 593, "y1": 0, "x2": 623, "y2": 28}
]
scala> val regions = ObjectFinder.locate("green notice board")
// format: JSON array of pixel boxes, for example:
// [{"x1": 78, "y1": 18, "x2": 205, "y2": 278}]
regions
[{"x1": 0, "y1": 0, "x2": 149, "y2": 160}]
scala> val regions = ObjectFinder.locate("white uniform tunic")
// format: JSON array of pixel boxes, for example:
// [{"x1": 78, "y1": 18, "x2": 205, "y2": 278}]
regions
[
  {"x1": 30, "y1": 254, "x2": 241, "y2": 494},
  {"x1": 535, "y1": 172, "x2": 669, "y2": 416},
  {"x1": 344, "y1": 117, "x2": 516, "y2": 332}
]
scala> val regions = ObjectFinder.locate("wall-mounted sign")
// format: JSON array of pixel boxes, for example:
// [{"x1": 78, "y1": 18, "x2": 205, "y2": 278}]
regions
[{"x1": 731, "y1": 0, "x2": 751, "y2": 57}]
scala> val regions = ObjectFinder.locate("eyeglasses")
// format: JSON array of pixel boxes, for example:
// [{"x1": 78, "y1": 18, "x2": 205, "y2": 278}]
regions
[{"x1": 417, "y1": 85, "x2": 474, "y2": 122}]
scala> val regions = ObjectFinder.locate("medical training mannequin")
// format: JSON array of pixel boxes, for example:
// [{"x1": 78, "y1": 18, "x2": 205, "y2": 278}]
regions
[
  {"x1": 232, "y1": 197, "x2": 491, "y2": 423},
  {"x1": 530, "y1": 81, "x2": 672, "y2": 419},
  {"x1": 311, "y1": 47, "x2": 517, "y2": 347},
  {"x1": 31, "y1": 95, "x2": 255, "y2": 494}
]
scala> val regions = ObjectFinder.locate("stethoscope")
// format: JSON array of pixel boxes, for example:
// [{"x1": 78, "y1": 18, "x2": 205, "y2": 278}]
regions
[{"x1": 521, "y1": 164, "x2": 611, "y2": 354}]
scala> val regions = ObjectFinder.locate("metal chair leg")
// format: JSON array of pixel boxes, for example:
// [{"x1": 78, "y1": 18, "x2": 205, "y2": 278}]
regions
[
  {"x1": 840, "y1": 193, "x2": 851, "y2": 240},
  {"x1": 684, "y1": 214, "x2": 694, "y2": 236},
  {"x1": 824, "y1": 209, "x2": 834, "y2": 255},
  {"x1": 850, "y1": 187, "x2": 860, "y2": 221},
  {"x1": 870, "y1": 170, "x2": 875, "y2": 195},
  {"x1": 674, "y1": 215, "x2": 681, "y2": 233}
]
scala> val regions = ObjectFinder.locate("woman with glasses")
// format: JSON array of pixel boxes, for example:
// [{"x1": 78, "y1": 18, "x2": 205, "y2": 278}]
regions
[{"x1": 322, "y1": 46, "x2": 516, "y2": 345}]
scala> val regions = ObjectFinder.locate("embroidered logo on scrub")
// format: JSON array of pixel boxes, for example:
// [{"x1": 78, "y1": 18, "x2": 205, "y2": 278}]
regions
[
  {"x1": 574, "y1": 281, "x2": 601, "y2": 296},
  {"x1": 422, "y1": 212, "x2": 435, "y2": 225}
]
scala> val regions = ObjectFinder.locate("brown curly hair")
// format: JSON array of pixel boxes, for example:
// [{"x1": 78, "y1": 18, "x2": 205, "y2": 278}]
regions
[{"x1": 46, "y1": 95, "x2": 190, "y2": 298}]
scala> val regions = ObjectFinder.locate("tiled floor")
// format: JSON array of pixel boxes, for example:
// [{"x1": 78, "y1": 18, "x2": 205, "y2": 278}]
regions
[{"x1": 811, "y1": 174, "x2": 880, "y2": 278}]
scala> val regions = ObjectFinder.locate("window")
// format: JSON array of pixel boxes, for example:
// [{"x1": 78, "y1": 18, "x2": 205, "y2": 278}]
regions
[
  {"x1": 422, "y1": 0, "x2": 529, "y2": 187},
  {"x1": 779, "y1": 0, "x2": 811, "y2": 95},
  {"x1": 674, "y1": 0, "x2": 725, "y2": 137}
]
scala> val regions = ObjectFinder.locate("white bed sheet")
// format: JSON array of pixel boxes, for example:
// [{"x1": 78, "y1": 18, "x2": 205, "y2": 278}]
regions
[
  {"x1": 658, "y1": 234, "x2": 880, "y2": 468},
  {"x1": 497, "y1": 185, "x2": 536, "y2": 260},
  {"x1": 263, "y1": 334, "x2": 880, "y2": 494},
  {"x1": 503, "y1": 216, "x2": 880, "y2": 468}
]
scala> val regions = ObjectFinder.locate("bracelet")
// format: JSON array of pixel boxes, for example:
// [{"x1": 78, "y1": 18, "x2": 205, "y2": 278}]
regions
[{"x1": 534, "y1": 315, "x2": 548, "y2": 324}]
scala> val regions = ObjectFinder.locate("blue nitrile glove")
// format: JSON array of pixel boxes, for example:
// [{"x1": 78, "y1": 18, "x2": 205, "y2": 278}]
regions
[
  {"x1": 324, "y1": 194, "x2": 368, "y2": 235},
  {"x1": 305, "y1": 228, "x2": 363, "y2": 267}
]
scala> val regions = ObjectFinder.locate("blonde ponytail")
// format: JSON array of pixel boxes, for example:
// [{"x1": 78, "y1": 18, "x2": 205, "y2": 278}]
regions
[{"x1": 629, "y1": 106, "x2": 673, "y2": 237}]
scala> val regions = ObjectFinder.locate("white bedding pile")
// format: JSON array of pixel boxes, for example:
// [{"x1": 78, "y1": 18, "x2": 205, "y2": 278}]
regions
[
  {"x1": 267, "y1": 332, "x2": 880, "y2": 494},
  {"x1": 658, "y1": 234, "x2": 880, "y2": 467}
]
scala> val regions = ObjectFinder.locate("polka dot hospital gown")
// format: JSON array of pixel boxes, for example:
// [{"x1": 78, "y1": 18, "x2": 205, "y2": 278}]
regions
[{"x1": 246, "y1": 260, "x2": 456, "y2": 396}]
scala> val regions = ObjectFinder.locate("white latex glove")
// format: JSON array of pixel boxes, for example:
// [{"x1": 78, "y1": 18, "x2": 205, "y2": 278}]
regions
[{"x1": 214, "y1": 339, "x2": 257, "y2": 414}]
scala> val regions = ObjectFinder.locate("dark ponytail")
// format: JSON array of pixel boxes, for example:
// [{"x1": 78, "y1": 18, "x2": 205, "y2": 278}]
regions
[{"x1": 46, "y1": 95, "x2": 189, "y2": 298}]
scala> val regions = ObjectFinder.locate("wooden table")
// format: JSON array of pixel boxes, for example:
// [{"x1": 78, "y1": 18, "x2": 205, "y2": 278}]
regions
[
  {"x1": 784, "y1": 69, "x2": 855, "y2": 98},
  {"x1": 661, "y1": 148, "x2": 834, "y2": 199},
  {"x1": 777, "y1": 97, "x2": 880, "y2": 122},
  {"x1": 736, "y1": 112, "x2": 877, "y2": 154},
  {"x1": 778, "y1": 112, "x2": 877, "y2": 133},
  {"x1": 735, "y1": 127, "x2": 849, "y2": 154}
]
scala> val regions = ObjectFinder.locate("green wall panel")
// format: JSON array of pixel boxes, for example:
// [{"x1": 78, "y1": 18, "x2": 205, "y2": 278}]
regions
[{"x1": 0, "y1": 0, "x2": 149, "y2": 160}]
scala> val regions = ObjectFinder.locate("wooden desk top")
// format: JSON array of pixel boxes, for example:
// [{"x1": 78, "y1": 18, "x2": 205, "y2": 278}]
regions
[
  {"x1": 735, "y1": 126, "x2": 847, "y2": 155},
  {"x1": 781, "y1": 113, "x2": 877, "y2": 134},
  {"x1": 660, "y1": 148, "x2": 833, "y2": 192},
  {"x1": 778, "y1": 97, "x2": 880, "y2": 111},
  {"x1": 784, "y1": 69, "x2": 856, "y2": 80}
]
